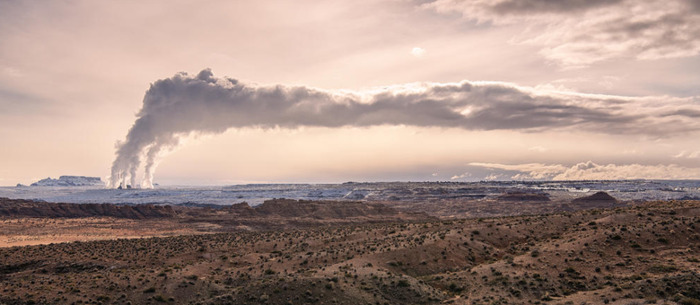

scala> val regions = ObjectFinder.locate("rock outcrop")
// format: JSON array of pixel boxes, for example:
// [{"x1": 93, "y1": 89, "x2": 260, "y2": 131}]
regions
[
  {"x1": 572, "y1": 191, "x2": 617, "y2": 203},
  {"x1": 224, "y1": 202, "x2": 257, "y2": 217},
  {"x1": 252, "y1": 199, "x2": 397, "y2": 219},
  {"x1": 571, "y1": 191, "x2": 619, "y2": 208},
  {"x1": 0, "y1": 197, "x2": 426, "y2": 224},
  {"x1": 30, "y1": 176, "x2": 104, "y2": 187},
  {"x1": 0, "y1": 197, "x2": 174, "y2": 219}
]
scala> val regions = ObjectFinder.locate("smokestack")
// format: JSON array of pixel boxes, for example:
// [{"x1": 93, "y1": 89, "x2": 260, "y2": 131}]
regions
[{"x1": 108, "y1": 69, "x2": 699, "y2": 188}]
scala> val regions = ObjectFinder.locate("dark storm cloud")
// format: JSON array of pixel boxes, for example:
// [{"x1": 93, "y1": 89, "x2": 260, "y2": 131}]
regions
[
  {"x1": 424, "y1": 0, "x2": 700, "y2": 66},
  {"x1": 582, "y1": 12, "x2": 700, "y2": 56},
  {"x1": 687, "y1": 0, "x2": 700, "y2": 11},
  {"x1": 109, "y1": 70, "x2": 700, "y2": 188},
  {"x1": 491, "y1": 0, "x2": 623, "y2": 14},
  {"x1": 663, "y1": 109, "x2": 700, "y2": 118}
]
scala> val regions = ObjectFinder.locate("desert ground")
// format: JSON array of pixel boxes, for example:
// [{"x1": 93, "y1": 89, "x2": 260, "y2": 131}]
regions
[
  {"x1": 1, "y1": 195, "x2": 699, "y2": 304},
  {"x1": 0, "y1": 217, "x2": 205, "y2": 248}
]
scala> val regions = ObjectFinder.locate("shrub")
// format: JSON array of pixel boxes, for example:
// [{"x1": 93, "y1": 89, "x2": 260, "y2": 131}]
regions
[{"x1": 448, "y1": 283, "x2": 463, "y2": 293}]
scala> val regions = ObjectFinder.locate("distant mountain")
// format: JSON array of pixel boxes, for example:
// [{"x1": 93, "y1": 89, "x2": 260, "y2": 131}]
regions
[{"x1": 30, "y1": 176, "x2": 104, "y2": 187}]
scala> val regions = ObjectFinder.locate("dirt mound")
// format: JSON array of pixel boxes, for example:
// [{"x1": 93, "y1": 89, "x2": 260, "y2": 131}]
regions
[
  {"x1": 572, "y1": 191, "x2": 618, "y2": 203},
  {"x1": 569, "y1": 191, "x2": 619, "y2": 209},
  {"x1": 0, "y1": 197, "x2": 175, "y2": 219}
]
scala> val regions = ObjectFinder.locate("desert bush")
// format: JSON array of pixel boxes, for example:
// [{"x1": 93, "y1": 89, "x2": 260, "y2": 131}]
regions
[{"x1": 448, "y1": 283, "x2": 463, "y2": 293}]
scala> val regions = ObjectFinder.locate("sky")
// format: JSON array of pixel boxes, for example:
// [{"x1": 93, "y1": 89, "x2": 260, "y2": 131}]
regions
[{"x1": 1, "y1": 0, "x2": 699, "y2": 186}]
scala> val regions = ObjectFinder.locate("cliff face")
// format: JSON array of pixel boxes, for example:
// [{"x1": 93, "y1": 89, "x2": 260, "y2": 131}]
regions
[
  {"x1": 0, "y1": 198, "x2": 175, "y2": 219},
  {"x1": 30, "y1": 176, "x2": 104, "y2": 187},
  {"x1": 0, "y1": 197, "x2": 425, "y2": 223}
]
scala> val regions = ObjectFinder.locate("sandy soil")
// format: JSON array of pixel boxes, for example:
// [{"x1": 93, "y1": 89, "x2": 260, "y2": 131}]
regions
[{"x1": 0, "y1": 217, "x2": 204, "y2": 247}]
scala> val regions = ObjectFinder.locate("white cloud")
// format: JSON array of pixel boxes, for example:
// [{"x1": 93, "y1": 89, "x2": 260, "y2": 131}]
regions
[
  {"x1": 553, "y1": 162, "x2": 700, "y2": 180},
  {"x1": 674, "y1": 150, "x2": 700, "y2": 159},
  {"x1": 528, "y1": 145, "x2": 548, "y2": 152},
  {"x1": 451, "y1": 172, "x2": 472, "y2": 180},
  {"x1": 483, "y1": 173, "x2": 506, "y2": 181},
  {"x1": 411, "y1": 47, "x2": 426, "y2": 57},
  {"x1": 469, "y1": 161, "x2": 700, "y2": 180},
  {"x1": 470, "y1": 162, "x2": 567, "y2": 179}
]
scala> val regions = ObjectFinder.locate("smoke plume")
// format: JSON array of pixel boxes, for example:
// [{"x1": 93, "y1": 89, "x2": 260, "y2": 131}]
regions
[{"x1": 109, "y1": 69, "x2": 700, "y2": 188}]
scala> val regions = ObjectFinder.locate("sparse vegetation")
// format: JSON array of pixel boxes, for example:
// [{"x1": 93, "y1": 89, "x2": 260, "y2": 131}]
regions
[{"x1": 0, "y1": 199, "x2": 699, "y2": 304}]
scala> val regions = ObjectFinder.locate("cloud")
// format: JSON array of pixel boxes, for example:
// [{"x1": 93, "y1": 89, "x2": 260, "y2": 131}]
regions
[
  {"x1": 469, "y1": 161, "x2": 700, "y2": 180},
  {"x1": 411, "y1": 47, "x2": 426, "y2": 57},
  {"x1": 450, "y1": 172, "x2": 472, "y2": 180},
  {"x1": 484, "y1": 173, "x2": 507, "y2": 181},
  {"x1": 469, "y1": 162, "x2": 567, "y2": 179},
  {"x1": 422, "y1": 0, "x2": 700, "y2": 67},
  {"x1": 674, "y1": 150, "x2": 700, "y2": 159},
  {"x1": 490, "y1": 0, "x2": 624, "y2": 14},
  {"x1": 528, "y1": 145, "x2": 548, "y2": 152},
  {"x1": 110, "y1": 69, "x2": 700, "y2": 188}
]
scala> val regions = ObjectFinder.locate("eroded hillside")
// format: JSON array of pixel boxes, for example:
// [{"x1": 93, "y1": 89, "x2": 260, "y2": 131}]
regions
[{"x1": 1, "y1": 200, "x2": 698, "y2": 304}]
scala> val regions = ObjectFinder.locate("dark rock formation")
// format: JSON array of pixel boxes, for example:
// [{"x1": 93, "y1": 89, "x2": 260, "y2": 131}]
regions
[
  {"x1": 570, "y1": 191, "x2": 619, "y2": 209},
  {"x1": 0, "y1": 197, "x2": 427, "y2": 225},
  {"x1": 0, "y1": 197, "x2": 175, "y2": 219},
  {"x1": 572, "y1": 191, "x2": 617, "y2": 203},
  {"x1": 253, "y1": 199, "x2": 397, "y2": 219},
  {"x1": 225, "y1": 202, "x2": 257, "y2": 217}
]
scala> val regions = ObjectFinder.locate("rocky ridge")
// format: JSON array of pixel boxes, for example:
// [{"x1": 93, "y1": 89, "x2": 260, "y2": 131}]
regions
[
  {"x1": 29, "y1": 176, "x2": 104, "y2": 187},
  {"x1": 0, "y1": 198, "x2": 175, "y2": 219}
]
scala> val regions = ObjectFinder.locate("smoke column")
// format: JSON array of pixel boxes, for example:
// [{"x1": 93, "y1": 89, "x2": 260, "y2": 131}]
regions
[{"x1": 109, "y1": 69, "x2": 700, "y2": 188}]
